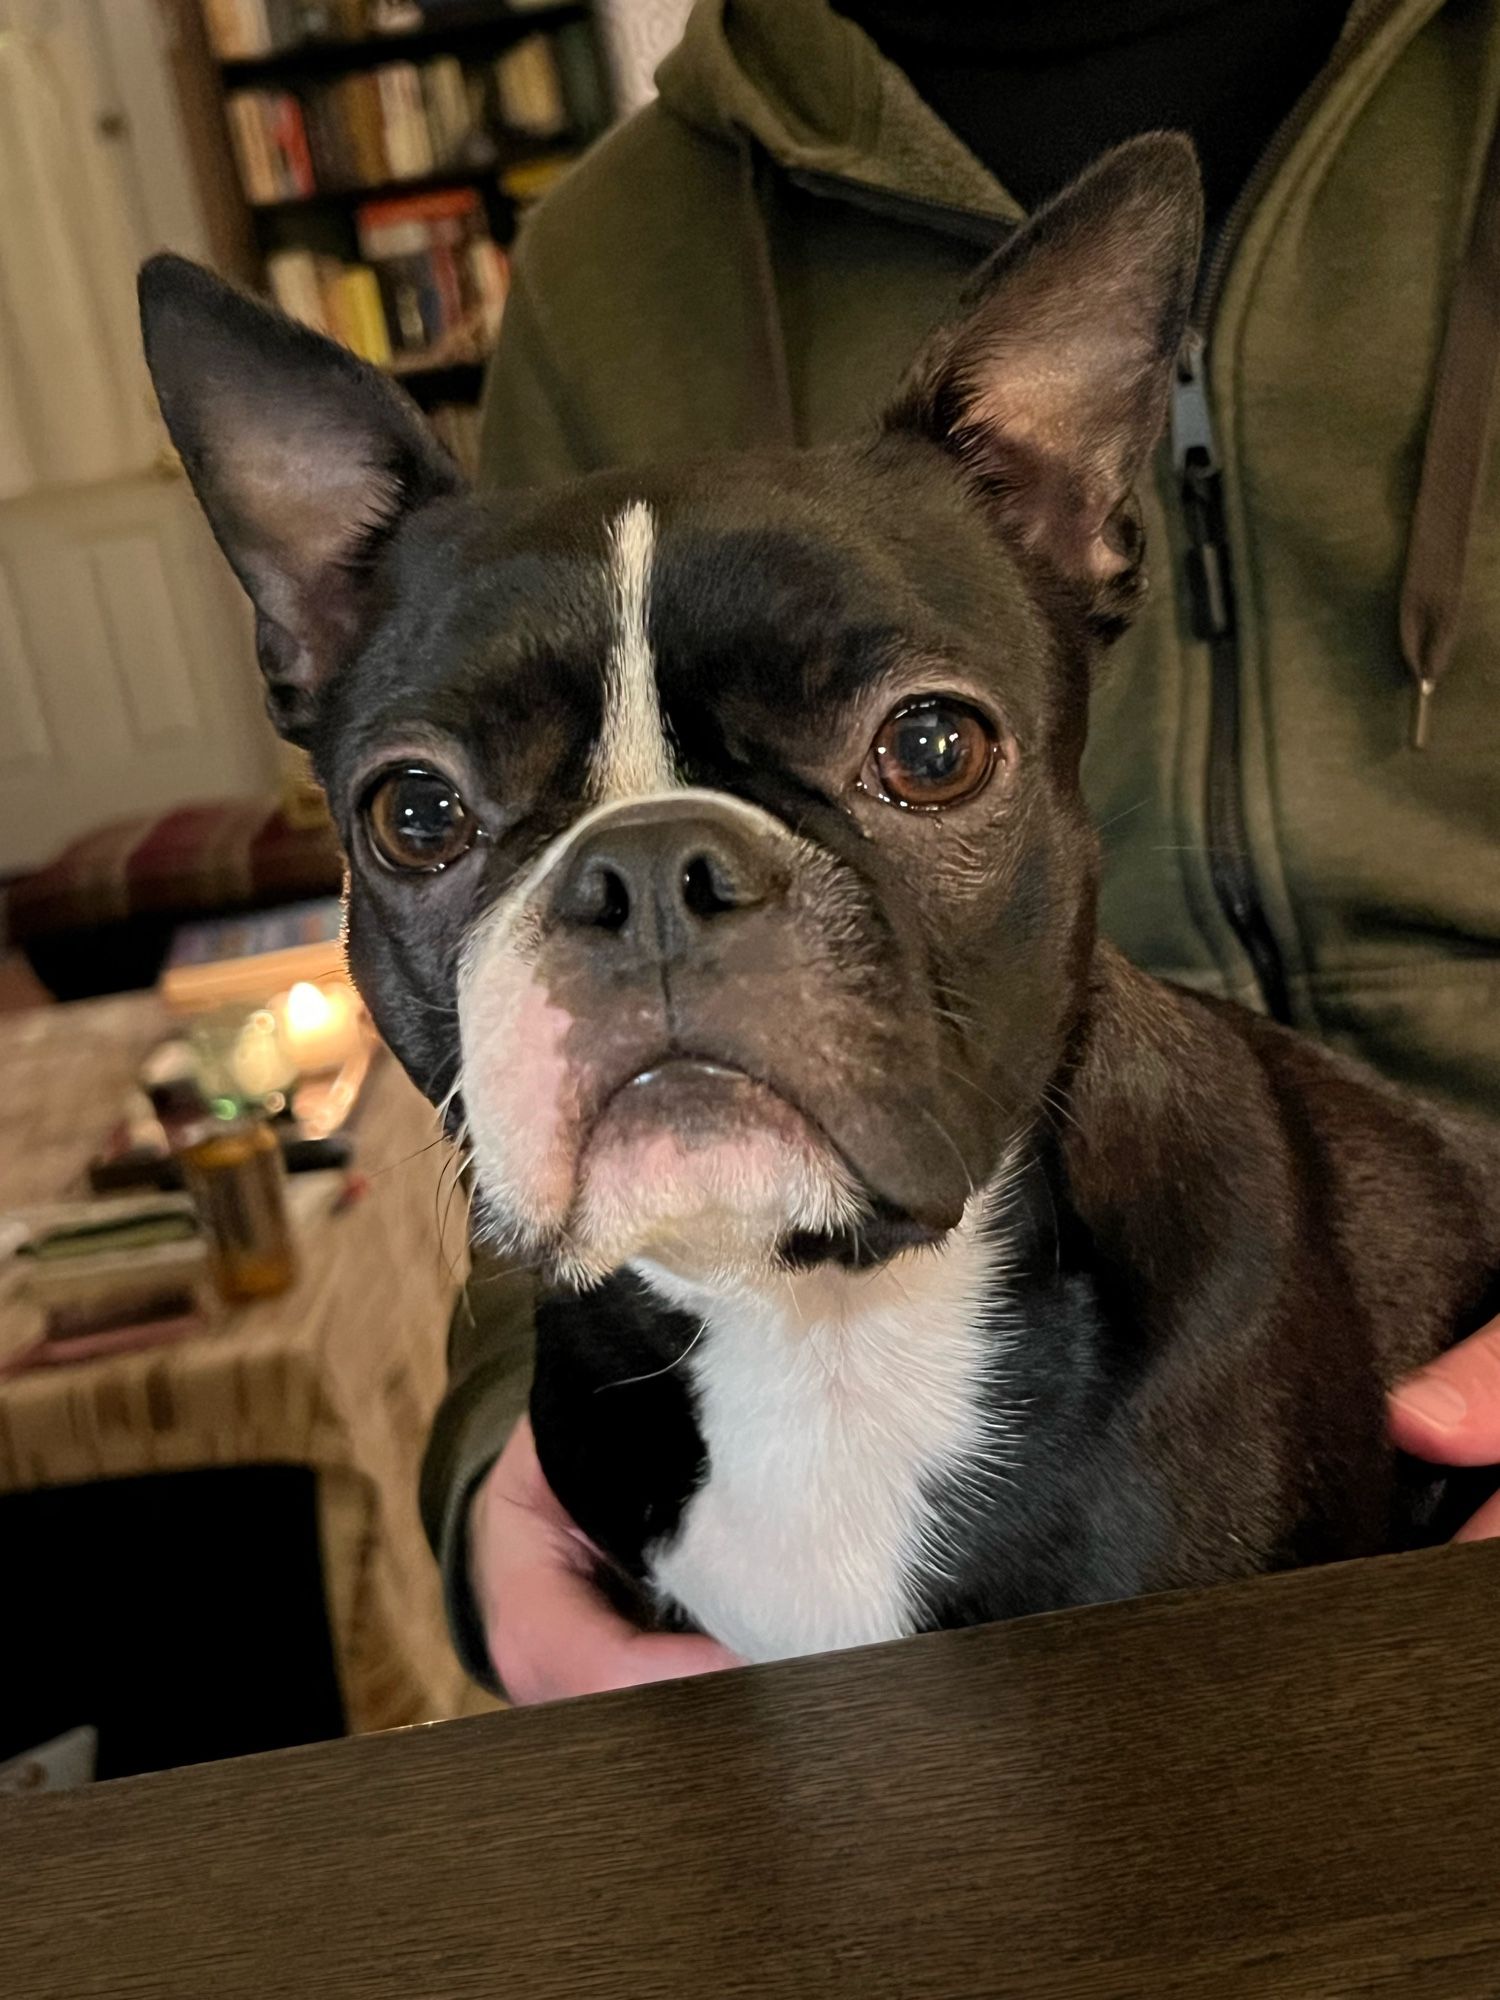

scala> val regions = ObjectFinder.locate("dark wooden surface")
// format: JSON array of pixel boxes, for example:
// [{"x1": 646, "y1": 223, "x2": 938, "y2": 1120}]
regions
[{"x1": 3, "y1": 1542, "x2": 1499, "y2": 2000}]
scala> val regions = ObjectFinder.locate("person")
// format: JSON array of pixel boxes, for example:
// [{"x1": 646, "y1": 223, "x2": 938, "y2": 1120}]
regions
[{"x1": 419, "y1": 0, "x2": 1500, "y2": 1703}]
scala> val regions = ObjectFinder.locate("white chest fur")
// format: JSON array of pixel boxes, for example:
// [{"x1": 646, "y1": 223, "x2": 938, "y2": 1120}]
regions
[{"x1": 641, "y1": 1207, "x2": 1012, "y2": 1664}]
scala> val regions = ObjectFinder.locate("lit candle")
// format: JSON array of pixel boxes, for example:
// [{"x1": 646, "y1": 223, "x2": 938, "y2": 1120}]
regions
[{"x1": 278, "y1": 979, "x2": 360, "y2": 1075}]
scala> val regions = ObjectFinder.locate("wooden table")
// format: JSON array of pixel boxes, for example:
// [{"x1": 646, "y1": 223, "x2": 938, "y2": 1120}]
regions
[
  {"x1": 1, "y1": 1540, "x2": 1496, "y2": 1999},
  {"x1": 0, "y1": 993, "x2": 470, "y2": 1739}
]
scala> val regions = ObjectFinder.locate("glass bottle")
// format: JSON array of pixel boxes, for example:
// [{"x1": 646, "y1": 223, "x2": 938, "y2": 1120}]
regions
[{"x1": 141, "y1": 1044, "x2": 297, "y2": 1303}]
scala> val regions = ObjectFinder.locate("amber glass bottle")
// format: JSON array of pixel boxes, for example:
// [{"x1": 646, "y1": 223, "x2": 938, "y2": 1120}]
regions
[
  {"x1": 177, "y1": 1118, "x2": 297, "y2": 1301},
  {"x1": 142, "y1": 1044, "x2": 297, "y2": 1303}
]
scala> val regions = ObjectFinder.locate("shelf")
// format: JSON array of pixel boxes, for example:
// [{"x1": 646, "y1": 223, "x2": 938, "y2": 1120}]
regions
[
  {"x1": 218, "y1": 3, "x2": 586, "y2": 85},
  {"x1": 245, "y1": 142, "x2": 577, "y2": 216},
  {"x1": 392, "y1": 358, "x2": 489, "y2": 404},
  {"x1": 247, "y1": 161, "x2": 499, "y2": 216}
]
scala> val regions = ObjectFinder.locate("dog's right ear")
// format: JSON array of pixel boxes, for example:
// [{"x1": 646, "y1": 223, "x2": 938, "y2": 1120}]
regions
[{"x1": 139, "y1": 253, "x2": 461, "y2": 744}]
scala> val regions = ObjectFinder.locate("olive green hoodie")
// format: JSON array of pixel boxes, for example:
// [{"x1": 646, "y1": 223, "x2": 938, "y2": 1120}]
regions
[{"x1": 424, "y1": 0, "x2": 1500, "y2": 1684}]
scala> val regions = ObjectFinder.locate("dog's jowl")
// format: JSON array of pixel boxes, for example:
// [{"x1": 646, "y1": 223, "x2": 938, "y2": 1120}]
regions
[{"x1": 141, "y1": 136, "x2": 1500, "y2": 1665}]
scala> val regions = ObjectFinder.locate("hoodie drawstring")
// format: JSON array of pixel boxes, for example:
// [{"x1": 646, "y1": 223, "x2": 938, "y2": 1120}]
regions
[
  {"x1": 1399, "y1": 107, "x2": 1500, "y2": 748},
  {"x1": 735, "y1": 130, "x2": 798, "y2": 450}
]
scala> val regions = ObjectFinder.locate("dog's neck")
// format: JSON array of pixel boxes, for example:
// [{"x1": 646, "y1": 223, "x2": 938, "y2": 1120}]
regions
[{"x1": 637, "y1": 1158, "x2": 1029, "y2": 1661}]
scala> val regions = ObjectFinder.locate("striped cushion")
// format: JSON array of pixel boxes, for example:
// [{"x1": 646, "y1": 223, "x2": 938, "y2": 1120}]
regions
[{"x1": 8, "y1": 802, "x2": 344, "y2": 942}]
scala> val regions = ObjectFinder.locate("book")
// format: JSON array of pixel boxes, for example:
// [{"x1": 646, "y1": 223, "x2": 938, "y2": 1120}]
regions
[
  {"x1": 494, "y1": 36, "x2": 569, "y2": 141},
  {"x1": 264, "y1": 91, "x2": 316, "y2": 197},
  {"x1": 376, "y1": 62, "x2": 434, "y2": 180},
  {"x1": 503, "y1": 154, "x2": 575, "y2": 203},
  {"x1": 355, "y1": 189, "x2": 506, "y2": 363},
  {"x1": 555, "y1": 19, "x2": 610, "y2": 140},
  {"x1": 225, "y1": 90, "x2": 279, "y2": 203},
  {"x1": 465, "y1": 236, "x2": 510, "y2": 346},
  {"x1": 329, "y1": 266, "x2": 394, "y2": 365},
  {"x1": 267, "y1": 248, "x2": 334, "y2": 335},
  {"x1": 304, "y1": 82, "x2": 354, "y2": 188},
  {"x1": 427, "y1": 400, "x2": 482, "y2": 478},
  {"x1": 337, "y1": 72, "x2": 390, "y2": 185},
  {"x1": 225, "y1": 89, "x2": 315, "y2": 202},
  {"x1": 201, "y1": 0, "x2": 269, "y2": 61},
  {"x1": 420, "y1": 56, "x2": 473, "y2": 166},
  {"x1": 356, "y1": 184, "x2": 484, "y2": 257}
]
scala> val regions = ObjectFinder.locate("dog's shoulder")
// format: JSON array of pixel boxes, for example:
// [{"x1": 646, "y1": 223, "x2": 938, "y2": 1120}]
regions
[{"x1": 1073, "y1": 944, "x2": 1500, "y2": 1370}]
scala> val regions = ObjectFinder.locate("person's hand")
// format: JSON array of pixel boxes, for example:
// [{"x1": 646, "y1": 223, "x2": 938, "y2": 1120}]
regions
[
  {"x1": 1389, "y1": 1314, "x2": 1500, "y2": 1542},
  {"x1": 469, "y1": 1415, "x2": 741, "y2": 1703}
]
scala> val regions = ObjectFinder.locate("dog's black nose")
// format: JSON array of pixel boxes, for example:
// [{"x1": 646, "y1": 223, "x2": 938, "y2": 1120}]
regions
[{"x1": 552, "y1": 800, "x2": 785, "y2": 953}]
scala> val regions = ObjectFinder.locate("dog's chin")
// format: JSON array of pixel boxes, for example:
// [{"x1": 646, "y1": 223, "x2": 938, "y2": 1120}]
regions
[{"x1": 545, "y1": 1059, "x2": 862, "y2": 1289}]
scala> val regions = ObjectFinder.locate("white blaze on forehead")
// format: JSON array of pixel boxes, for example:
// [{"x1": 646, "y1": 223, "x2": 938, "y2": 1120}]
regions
[{"x1": 592, "y1": 501, "x2": 677, "y2": 800}]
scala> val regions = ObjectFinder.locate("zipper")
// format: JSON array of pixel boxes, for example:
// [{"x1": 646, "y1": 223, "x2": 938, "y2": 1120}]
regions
[
  {"x1": 1171, "y1": 335, "x2": 1291, "y2": 1020},
  {"x1": 783, "y1": 0, "x2": 1414, "y2": 1019},
  {"x1": 1195, "y1": 0, "x2": 1405, "y2": 327},
  {"x1": 1176, "y1": 0, "x2": 1406, "y2": 1018}
]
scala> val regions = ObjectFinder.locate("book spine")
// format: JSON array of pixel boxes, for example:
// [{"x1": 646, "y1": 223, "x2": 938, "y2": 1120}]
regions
[
  {"x1": 334, "y1": 267, "x2": 394, "y2": 368},
  {"x1": 465, "y1": 238, "x2": 509, "y2": 347},
  {"x1": 339, "y1": 74, "x2": 389, "y2": 187},
  {"x1": 494, "y1": 37, "x2": 568, "y2": 142},
  {"x1": 420, "y1": 56, "x2": 472, "y2": 166},
  {"x1": 554, "y1": 19, "x2": 608, "y2": 140},
  {"x1": 377, "y1": 64, "x2": 434, "y2": 182},
  {"x1": 303, "y1": 86, "x2": 345, "y2": 190},
  {"x1": 225, "y1": 91, "x2": 278, "y2": 204},
  {"x1": 266, "y1": 249, "x2": 331, "y2": 335},
  {"x1": 200, "y1": 0, "x2": 254, "y2": 60},
  {"x1": 267, "y1": 93, "x2": 315, "y2": 199}
]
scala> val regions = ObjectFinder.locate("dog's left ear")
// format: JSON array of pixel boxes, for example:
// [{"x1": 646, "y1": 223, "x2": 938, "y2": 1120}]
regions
[
  {"x1": 139, "y1": 253, "x2": 462, "y2": 743},
  {"x1": 886, "y1": 134, "x2": 1202, "y2": 634}
]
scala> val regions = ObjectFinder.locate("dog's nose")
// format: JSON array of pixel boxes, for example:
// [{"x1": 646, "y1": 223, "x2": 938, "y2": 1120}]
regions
[{"x1": 551, "y1": 800, "x2": 784, "y2": 952}]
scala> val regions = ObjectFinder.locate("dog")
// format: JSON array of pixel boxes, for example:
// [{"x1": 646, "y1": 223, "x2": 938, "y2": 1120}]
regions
[{"x1": 140, "y1": 136, "x2": 1500, "y2": 1666}]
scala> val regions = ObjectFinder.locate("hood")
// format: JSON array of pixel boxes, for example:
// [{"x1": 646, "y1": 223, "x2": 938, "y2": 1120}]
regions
[{"x1": 655, "y1": 0, "x2": 1021, "y2": 232}]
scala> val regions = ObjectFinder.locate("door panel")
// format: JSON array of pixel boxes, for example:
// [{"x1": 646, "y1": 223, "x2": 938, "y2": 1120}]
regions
[
  {"x1": 0, "y1": 0, "x2": 277, "y2": 877},
  {"x1": 0, "y1": 472, "x2": 277, "y2": 875},
  {"x1": 0, "y1": 557, "x2": 53, "y2": 771}
]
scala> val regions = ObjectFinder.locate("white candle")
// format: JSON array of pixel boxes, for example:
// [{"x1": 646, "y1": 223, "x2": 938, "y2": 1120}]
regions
[{"x1": 279, "y1": 980, "x2": 360, "y2": 1075}]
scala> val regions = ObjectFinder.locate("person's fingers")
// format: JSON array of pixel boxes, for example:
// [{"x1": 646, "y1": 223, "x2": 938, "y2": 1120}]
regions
[
  {"x1": 487, "y1": 1529, "x2": 735, "y2": 1703},
  {"x1": 1452, "y1": 1483, "x2": 1500, "y2": 1545},
  {"x1": 471, "y1": 1417, "x2": 740, "y2": 1704},
  {"x1": 1388, "y1": 1314, "x2": 1500, "y2": 1466}
]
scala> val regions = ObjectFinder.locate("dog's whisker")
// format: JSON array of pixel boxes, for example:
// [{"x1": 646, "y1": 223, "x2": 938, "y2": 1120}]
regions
[
  {"x1": 913, "y1": 1105, "x2": 976, "y2": 1199},
  {"x1": 596, "y1": 1317, "x2": 709, "y2": 1392}
]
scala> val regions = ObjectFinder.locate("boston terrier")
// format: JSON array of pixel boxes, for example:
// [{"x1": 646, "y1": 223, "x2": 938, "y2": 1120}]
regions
[{"x1": 140, "y1": 137, "x2": 1500, "y2": 1666}]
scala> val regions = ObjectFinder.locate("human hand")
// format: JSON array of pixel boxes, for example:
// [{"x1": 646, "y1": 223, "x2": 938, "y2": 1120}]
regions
[
  {"x1": 1388, "y1": 1314, "x2": 1500, "y2": 1542},
  {"x1": 469, "y1": 1415, "x2": 741, "y2": 1703}
]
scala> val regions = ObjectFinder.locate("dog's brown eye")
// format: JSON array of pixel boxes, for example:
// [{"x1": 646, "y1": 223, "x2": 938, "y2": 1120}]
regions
[
  {"x1": 365, "y1": 767, "x2": 477, "y2": 872},
  {"x1": 864, "y1": 700, "x2": 997, "y2": 811}
]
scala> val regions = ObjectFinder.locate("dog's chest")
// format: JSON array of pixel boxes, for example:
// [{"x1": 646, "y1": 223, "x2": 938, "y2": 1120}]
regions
[{"x1": 642, "y1": 1226, "x2": 1007, "y2": 1663}]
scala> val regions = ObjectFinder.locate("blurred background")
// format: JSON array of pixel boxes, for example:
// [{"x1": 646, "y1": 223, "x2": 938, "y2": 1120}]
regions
[{"x1": 0, "y1": 0, "x2": 683, "y2": 1797}]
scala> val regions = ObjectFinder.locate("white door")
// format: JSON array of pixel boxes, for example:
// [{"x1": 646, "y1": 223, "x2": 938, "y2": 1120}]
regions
[{"x1": 0, "y1": 0, "x2": 277, "y2": 876}]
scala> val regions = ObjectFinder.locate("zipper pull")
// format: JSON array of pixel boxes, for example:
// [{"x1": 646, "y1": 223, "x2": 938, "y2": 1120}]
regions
[
  {"x1": 1171, "y1": 331, "x2": 1219, "y2": 475},
  {"x1": 1410, "y1": 675, "x2": 1436, "y2": 750},
  {"x1": 1171, "y1": 333, "x2": 1235, "y2": 642}
]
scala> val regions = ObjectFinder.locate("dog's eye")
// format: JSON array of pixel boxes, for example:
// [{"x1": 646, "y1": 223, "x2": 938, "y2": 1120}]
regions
[
  {"x1": 862, "y1": 700, "x2": 997, "y2": 812},
  {"x1": 364, "y1": 767, "x2": 478, "y2": 872}
]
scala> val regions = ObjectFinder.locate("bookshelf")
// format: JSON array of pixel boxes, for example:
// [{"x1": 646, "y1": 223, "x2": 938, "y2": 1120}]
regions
[
  {"x1": 217, "y1": 2, "x2": 588, "y2": 81},
  {"x1": 201, "y1": 1, "x2": 615, "y2": 469}
]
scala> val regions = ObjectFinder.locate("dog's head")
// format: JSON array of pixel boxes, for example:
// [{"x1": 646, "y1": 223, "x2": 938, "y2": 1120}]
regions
[{"x1": 140, "y1": 138, "x2": 1199, "y2": 1286}]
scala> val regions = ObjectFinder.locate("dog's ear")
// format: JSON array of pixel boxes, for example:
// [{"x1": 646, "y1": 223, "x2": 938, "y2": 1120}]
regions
[
  {"x1": 885, "y1": 134, "x2": 1202, "y2": 635},
  {"x1": 139, "y1": 253, "x2": 461, "y2": 743}
]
